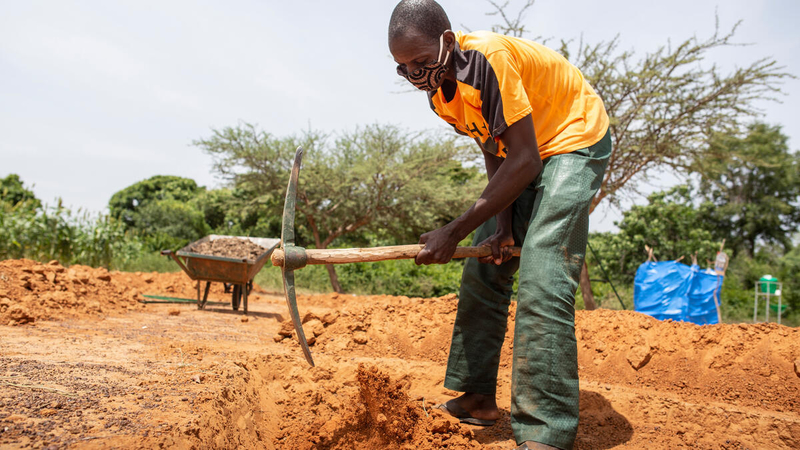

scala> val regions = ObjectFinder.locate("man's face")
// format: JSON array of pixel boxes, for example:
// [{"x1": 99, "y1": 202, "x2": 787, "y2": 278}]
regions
[{"x1": 390, "y1": 29, "x2": 453, "y2": 91}]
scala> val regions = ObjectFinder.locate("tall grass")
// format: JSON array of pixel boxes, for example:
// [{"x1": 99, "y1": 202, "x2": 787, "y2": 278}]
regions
[{"x1": 0, "y1": 200, "x2": 173, "y2": 271}]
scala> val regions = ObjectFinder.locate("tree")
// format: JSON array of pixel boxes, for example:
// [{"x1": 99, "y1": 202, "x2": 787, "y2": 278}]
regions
[
  {"x1": 195, "y1": 123, "x2": 483, "y2": 293},
  {"x1": 1, "y1": 174, "x2": 40, "y2": 210},
  {"x1": 108, "y1": 175, "x2": 210, "y2": 250},
  {"x1": 109, "y1": 175, "x2": 202, "y2": 228},
  {"x1": 778, "y1": 244, "x2": 800, "y2": 314},
  {"x1": 697, "y1": 123, "x2": 800, "y2": 257},
  {"x1": 134, "y1": 199, "x2": 209, "y2": 246},
  {"x1": 588, "y1": 185, "x2": 720, "y2": 287},
  {"x1": 485, "y1": 0, "x2": 791, "y2": 308}
]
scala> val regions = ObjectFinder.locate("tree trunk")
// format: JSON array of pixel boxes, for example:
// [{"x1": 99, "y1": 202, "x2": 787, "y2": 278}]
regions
[
  {"x1": 325, "y1": 264, "x2": 343, "y2": 293},
  {"x1": 581, "y1": 198, "x2": 601, "y2": 310},
  {"x1": 304, "y1": 214, "x2": 344, "y2": 293},
  {"x1": 580, "y1": 261, "x2": 597, "y2": 310}
]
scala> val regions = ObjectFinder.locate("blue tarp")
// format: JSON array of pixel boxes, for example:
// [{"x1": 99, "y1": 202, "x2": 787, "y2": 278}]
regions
[
  {"x1": 687, "y1": 266, "x2": 723, "y2": 325},
  {"x1": 634, "y1": 261, "x2": 721, "y2": 325}
]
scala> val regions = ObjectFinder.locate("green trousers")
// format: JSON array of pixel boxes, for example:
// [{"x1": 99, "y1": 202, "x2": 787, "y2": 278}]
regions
[{"x1": 444, "y1": 131, "x2": 611, "y2": 450}]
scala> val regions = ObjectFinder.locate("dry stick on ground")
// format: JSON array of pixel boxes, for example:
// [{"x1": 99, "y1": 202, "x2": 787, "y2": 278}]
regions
[{"x1": 1, "y1": 379, "x2": 77, "y2": 397}]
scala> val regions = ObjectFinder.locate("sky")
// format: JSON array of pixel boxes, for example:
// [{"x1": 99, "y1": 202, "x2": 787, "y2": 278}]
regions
[{"x1": 1, "y1": 0, "x2": 798, "y2": 233}]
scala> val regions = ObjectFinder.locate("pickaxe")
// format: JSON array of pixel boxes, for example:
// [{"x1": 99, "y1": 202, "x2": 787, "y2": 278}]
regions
[{"x1": 271, "y1": 147, "x2": 521, "y2": 366}]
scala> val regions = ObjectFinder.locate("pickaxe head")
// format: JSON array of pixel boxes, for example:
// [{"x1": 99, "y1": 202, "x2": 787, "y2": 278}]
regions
[{"x1": 278, "y1": 147, "x2": 315, "y2": 367}]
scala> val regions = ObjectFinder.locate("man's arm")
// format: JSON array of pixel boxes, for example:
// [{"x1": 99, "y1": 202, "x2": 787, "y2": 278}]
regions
[
  {"x1": 479, "y1": 146, "x2": 515, "y2": 264},
  {"x1": 416, "y1": 114, "x2": 542, "y2": 265}
]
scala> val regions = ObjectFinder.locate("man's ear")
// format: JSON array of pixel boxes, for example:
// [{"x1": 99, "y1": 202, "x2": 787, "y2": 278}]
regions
[{"x1": 443, "y1": 30, "x2": 456, "y2": 53}]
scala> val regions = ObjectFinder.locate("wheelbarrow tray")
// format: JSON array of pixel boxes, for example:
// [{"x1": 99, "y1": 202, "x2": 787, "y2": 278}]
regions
[{"x1": 173, "y1": 235, "x2": 280, "y2": 284}]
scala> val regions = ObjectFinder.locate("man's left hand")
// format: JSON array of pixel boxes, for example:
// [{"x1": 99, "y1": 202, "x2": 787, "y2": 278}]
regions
[{"x1": 415, "y1": 224, "x2": 460, "y2": 265}]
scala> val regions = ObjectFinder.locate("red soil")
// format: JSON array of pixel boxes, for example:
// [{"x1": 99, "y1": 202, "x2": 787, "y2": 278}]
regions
[{"x1": 0, "y1": 258, "x2": 798, "y2": 449}]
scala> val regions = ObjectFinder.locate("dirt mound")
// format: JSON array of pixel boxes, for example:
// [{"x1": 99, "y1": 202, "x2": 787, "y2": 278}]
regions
[
  {"x1": 0, "y1": 259, "x2": 244, "y2": 326},
  {"x1": 273, "y1": 292, "x2": 458, "y2": 363},
  {"x1": 0, "y1": 259, "x2": 143, "y2": 325},
  {"x1": 574, "y1": 309, "x2": 800, "y2": 414},
  {"x1": 267, "y1": 292, "x2": 799, "y2": 448}
]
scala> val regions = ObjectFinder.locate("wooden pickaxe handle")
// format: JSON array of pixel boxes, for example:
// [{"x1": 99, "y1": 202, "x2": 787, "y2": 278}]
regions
[{"x1": 271, "y1": 244, "x2": 522, "y2": 267}]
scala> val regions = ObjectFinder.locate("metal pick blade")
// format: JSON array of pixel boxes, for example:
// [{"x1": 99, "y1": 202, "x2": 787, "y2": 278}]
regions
[
  {"x1": 282, "y1": 268, "x2": 314, "y2": 366},
  {"x1": 279, "y1": 146, "x2": 314, "y2": 366},
  {"x1": 281, "y1": 147, "x2": 304, "y2": 247}
]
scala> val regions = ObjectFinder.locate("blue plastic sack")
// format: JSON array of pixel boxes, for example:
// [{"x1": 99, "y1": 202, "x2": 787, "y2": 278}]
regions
[
  {"x1": 634, "y1": 261, "x2": 721, "y2": 325},
  {"x1": 687, "y1": 265, "x2": 721, "y2": 325}
]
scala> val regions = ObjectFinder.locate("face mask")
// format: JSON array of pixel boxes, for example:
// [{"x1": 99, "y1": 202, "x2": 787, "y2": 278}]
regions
[{"x1": 398, "y1": 32, "x2": 451, "y2": 91}]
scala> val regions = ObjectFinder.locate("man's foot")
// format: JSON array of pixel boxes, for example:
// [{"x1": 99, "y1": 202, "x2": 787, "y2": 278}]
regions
[
  {"x1": 437, "y1": 392, "x2": 499, "y2": 426},
  {"x1": 514, "y1": 441, "x2": 560, "y2": 450}
]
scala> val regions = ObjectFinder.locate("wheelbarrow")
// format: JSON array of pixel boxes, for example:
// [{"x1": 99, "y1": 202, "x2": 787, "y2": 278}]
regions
[{"x1": 161, "y1": 235, "x2": 280, "y2": 314}]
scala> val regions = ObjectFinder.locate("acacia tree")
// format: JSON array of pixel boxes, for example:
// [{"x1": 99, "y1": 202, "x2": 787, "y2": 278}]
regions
[
  {"x1": 485, "y1": 0, "x2": 791, "y2": 308},
  {"x1": 195, "y1": 123, "x2": 482, "y2": 293}
]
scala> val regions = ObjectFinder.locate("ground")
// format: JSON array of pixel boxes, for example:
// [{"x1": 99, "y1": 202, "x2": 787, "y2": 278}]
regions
[{"x1": 0, "y1": 259, "x2": 798, "y2": 449}]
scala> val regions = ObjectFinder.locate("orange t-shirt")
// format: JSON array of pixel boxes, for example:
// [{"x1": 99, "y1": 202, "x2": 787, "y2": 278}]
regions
[{"x1": 429, "y1": 31, "x2": 609, "y2": 159}]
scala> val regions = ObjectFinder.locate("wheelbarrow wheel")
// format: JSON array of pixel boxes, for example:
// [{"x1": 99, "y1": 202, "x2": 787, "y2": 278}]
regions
[{"x1": 231, "y1": 284, "x2": 242, "y2": 311}]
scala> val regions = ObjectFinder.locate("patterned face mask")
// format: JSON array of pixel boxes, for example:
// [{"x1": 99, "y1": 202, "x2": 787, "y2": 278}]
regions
[{"x1": 397, "y1": 32, "x2": 451, "y2": 91}]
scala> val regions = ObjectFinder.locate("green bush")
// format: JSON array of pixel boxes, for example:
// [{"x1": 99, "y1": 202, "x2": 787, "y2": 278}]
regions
[
  {"x1": 112, "y1": 249, "x2": 180, "y2": 273},
  {"x1": 338, "y1": 259, "x2": 464, "y2": 297},
  {"x1": 254, "y1": 259, "x2": 465, "y2": 298}
]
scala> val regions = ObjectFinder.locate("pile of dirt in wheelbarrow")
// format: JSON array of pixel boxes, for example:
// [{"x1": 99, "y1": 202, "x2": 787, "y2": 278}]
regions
[
  {"x1": 1, "y1": 262, "x2": 799, "y2": 449},
  {"x1": 0, "y1": 259, "x2": 241, "y2": 326},
  {"x1": 188, "y1": 238, "x2": 268, "y2": 260}
]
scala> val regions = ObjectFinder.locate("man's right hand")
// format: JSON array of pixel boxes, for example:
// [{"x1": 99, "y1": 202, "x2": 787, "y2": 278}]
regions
[{"x1": 477, "y1": 230, "x2": 515, "y2": 265}]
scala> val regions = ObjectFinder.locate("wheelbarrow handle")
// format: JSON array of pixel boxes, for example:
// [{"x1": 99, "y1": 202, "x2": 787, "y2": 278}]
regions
[{"x1": 161, "y1": 249, "x2": 192, "y2": 277}]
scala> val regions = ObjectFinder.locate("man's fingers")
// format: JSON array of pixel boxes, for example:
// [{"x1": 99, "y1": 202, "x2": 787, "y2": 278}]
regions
[
  {"x1": 501, "y1": 246, "x2": 513, "y2": 263},
  {"x1": 490, "y1": 240, "x2": 502, "y2": 265},
  {"x1": 415, "y1": 248, "x2": 429, "y2": 265}
]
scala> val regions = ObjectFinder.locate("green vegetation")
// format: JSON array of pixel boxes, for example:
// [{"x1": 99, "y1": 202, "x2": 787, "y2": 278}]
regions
[
  {"x1": 0, "y1": 199, "x2": 141, "y2": 270},
  {"x1": 254, "y1": 258, "x2": 465, "y2": 299},
  {"x1": 698, "y1": 123, "x2": 800, "y2": 256}
]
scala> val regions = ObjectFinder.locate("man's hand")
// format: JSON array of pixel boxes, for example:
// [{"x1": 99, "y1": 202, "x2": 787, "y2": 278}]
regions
[
  {"x1": 477, "y1": 230, "x2": 515, "y2": 265},
  {"x1": 415, "y1": 224, "x2": 460, "y2": 265}
]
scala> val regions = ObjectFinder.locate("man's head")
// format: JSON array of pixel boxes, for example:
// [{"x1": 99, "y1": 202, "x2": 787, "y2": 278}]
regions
[{"x1": 388, "y1": 0, "x2": 455, "y2": 91}]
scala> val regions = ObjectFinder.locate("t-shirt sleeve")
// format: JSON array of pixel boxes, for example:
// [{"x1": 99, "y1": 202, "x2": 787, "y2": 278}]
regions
[{"x1": 480, "y1": 50, "x2": 533, "y2": 138}]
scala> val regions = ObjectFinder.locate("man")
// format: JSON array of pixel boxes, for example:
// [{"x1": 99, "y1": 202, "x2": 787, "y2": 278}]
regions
[{"x1": 388, "y1": 1, "x2": 611, "y2": 449}]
